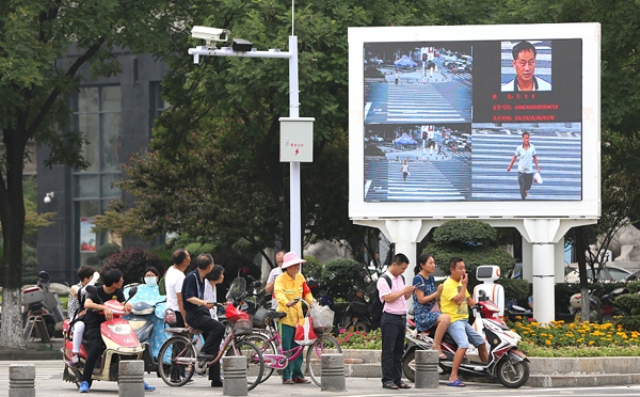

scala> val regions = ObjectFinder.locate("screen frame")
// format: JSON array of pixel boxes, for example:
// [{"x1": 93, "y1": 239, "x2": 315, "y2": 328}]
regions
[{"x1": 349, "y1": 23, "x2": 600, "y2": 220}]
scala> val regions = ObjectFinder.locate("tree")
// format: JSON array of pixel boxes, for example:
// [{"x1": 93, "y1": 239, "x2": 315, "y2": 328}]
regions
[{"x1": 0, "y1": 0, "x2": 199, "y2": 348}]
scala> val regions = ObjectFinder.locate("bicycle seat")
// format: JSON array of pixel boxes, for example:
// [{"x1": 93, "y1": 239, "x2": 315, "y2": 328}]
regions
[
  {"x1": 269, "y1": 311, "x2": 287, "y2": 320},
  {"x1": 188, "y1": 326, "x2": 203, "y2": 335},
  {"x1": 165, "y1": 327, "x2": 190, "y2": 335}
]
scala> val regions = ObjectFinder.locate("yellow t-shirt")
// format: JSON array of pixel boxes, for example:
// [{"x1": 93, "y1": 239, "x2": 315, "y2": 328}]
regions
[
  {"x1": 440, "y1": 277, "x2": 470, "y2": 323},
  {"x1": 273, "y1": 272, "x2": 313, "y2": 327}
]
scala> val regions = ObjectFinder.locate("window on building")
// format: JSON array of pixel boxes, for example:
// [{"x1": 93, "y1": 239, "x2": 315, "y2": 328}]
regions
[
  {"x1": 71, "y1": 85, "x2": 122, "y2": 267},
  {"x1": 149, "y1": 81, "x2": 169, "y2": 136}
]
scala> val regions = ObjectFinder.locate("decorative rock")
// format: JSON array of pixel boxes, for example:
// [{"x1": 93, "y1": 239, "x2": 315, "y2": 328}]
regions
[
  {"x1": 9, "y1": 364, "x2": 35, "y2": 397},
  {"x1": 118, "y1": 360, "x2": 144, "y2": 397},
  {"x1": 415, "y1": 350, "x2": 439, "y2": 388},
  {"x1": 321, "y1": 353, "x2": 345, "y2": 392},
  {"x1": 223, "y1": 356, "x2": 248, "y2": 396}
]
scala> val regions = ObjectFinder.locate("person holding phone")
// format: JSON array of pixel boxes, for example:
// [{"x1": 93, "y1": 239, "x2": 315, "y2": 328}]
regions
[
  {"x1": 440, "y1": 257, "x2": 488, "y2": 387},
  {"x1": 412, "y1": 254, "x2": 450, "y2": 359}
]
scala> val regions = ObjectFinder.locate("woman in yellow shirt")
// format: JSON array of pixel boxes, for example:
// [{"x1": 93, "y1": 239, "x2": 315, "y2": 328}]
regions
[{"x1": 274, "y1": 251, "x2": 313, "y2": 384}]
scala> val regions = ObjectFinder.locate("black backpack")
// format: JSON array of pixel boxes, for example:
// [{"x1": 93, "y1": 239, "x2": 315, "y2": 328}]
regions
[{"x1": 369, "y1": 274, "x2": 404, "y2": 321}]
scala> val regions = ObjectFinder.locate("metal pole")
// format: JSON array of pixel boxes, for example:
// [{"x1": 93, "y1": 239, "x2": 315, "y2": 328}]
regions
[{"x1": 289, "y1": 35, "x2": 301, "y2": 255}]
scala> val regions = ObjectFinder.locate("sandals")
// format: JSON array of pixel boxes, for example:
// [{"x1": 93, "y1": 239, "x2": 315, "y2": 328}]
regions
[
  {"x1": 397, "y1": 382, "x2": 412, "y2": 389},
  {"x1": 446, "y1": 379, "x2": 466, "y2": 387}
]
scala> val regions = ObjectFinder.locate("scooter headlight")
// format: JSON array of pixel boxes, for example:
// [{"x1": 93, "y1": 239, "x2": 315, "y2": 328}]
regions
[{"x1": 108, "y1": 323, "x2": 132, "y2": 335}]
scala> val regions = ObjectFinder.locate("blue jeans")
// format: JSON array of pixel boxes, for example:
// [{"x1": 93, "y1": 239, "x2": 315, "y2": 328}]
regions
[{"x1": 447, "y1": 320, "x2": 484, "y2": 349}]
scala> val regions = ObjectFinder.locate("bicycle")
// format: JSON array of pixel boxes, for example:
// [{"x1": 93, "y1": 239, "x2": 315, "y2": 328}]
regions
[
  {"x1": 242, "y1": 298, "x2": 341, "y2": 386},
  {"x1": 157, "y1": 303, "x2": 265, "y2": 390}
]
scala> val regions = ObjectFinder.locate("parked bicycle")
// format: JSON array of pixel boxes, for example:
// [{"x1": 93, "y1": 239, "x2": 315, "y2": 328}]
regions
[
  {"x1": 242, "y1": 298, "x2": 341, "y2": 386},
  {"x1": 157, "y1": 302, "x2": 265, "y2": 390}
]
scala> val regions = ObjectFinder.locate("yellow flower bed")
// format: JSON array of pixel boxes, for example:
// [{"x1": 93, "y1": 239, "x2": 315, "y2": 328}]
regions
[{"x1": 511, "y1": 317, "x2": 640, "y2": 352}]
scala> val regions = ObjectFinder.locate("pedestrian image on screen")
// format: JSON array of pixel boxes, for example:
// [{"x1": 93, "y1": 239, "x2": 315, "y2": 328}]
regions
[
  {"x1": 400, "y1": 160, "x2": 410, "y2": 182},
  {"x1": 395, "y1": 69, "x2": 399, "y2": 85},
  {"x1": 506, "y1": 132, "x2": 540, "y2": 200},
  {"x1": 501, "y1": 41, "x2": 551, "y2": 92}
]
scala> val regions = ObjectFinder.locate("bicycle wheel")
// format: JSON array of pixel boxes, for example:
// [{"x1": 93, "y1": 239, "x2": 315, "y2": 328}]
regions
[
  {"x1": 225, "y1": 340, "x2": 264, "y2": 391},
  {"x1": 240, "y1": 332, "x2": 277, "y2": 383},
  {"x1": 306, "y1": 334, "x2": 342, "y2": 386},
  {"x1": 158, "y1": 335, "x2": 197, "y2": 387}
]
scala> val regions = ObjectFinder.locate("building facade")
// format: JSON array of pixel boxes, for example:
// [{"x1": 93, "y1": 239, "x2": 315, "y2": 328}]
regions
[{"x1": 36, "y1": 51, "x2": 167, "y2": 284}]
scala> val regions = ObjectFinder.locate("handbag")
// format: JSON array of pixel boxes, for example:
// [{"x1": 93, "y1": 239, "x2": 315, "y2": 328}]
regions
[
  {"x1": 430, "y1": 299, "x2": 440, "y2": 313},
  {"x1": 294, "y1": 317, "x2": 318, "y2": 346},
  {"x1": 309, "y1": 301, "x2": 335, "y2": 332}
]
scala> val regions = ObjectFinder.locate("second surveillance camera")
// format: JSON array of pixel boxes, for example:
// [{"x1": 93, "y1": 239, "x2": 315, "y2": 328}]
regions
[{"x1": 191, "y1": 26, "x2": 230, "y2": 48}]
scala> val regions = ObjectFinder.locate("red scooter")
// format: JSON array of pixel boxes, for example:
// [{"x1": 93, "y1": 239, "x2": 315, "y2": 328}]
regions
[{"x1": 62, "y1": 286, "x2": 144, "y2": 388}]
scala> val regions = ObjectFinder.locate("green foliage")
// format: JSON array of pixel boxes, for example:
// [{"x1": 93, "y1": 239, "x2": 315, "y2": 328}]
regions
[
  {"x1": 429, "y1": 245, "x2": 515, "y2": 284},
  {"x1": 614, "y1": 294, "x2": 640, "y2": 315},
  {"x1": 615, "y1": 315, "x2": 640, "y2": 333},
  {"x1": 496, "y1": 278, "x2": 530, "y2": 307},
  {"x1": 626, "y1": 282, "x2": 640, "y2": 294},
  {"x1": 101, "y1": 248, "x2": 163, "y2": 286},
  {"x1": 364, "y1": 145, "x2": 385, "y2": 157},
  {"x1": 521, "y1": 345, "x2": 640, "y2": 358},
  {"x1": 302, "y1": 255, "x2": 323, "y2": 282},
  {"x1": 432, "y1": 220, "x2": 496, "y2": 246},
  {"x1": 321, "y1": 259, "x2": 363, "y2": 298},
  {"x1": 96, "y1": 243, "x2": 121, "y2": 261},
  {"x1": 364, "y1": 67, "x2": 385, "y2": 79},
  {"x1": 21, "y1": 245, "x2": 39, "y2": 285}
]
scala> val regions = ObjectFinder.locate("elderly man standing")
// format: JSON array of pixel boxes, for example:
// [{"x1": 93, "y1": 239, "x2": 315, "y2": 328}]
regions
[{"x1": 265, "y1": 250, "x2": 285, "y2": 310}]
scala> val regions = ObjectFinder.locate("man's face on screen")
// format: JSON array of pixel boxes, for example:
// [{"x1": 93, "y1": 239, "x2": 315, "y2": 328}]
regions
[{"x1": 513, "y1": 49, "x2": 536, "y2": 83}]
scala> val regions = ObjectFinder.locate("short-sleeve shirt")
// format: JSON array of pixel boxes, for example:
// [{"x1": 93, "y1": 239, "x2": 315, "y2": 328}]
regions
[
  {"x1": 515, "y1": 144, "x2": 537, "y2": 174},
  {"x1": 165, "y1": 266, "x2": 186, "y2": 312},
  {"x1": 377, "y1": 272, "x2": 407, "y2": 315},
  {"x1": 84, "y1": 286, "x2": 125, "y2": 326},
  {"x1": 267, "y1": 267, "x2": 283, "y2": 310},
  {"x1": 181, "y1": 270, "x2": 205, "y2": 312},
  {"x1": 440, "y1": 277, "x2": 470, "y2": 324}
]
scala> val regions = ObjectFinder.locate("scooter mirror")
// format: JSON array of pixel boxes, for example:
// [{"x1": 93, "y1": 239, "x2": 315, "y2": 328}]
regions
[
  {"x1": 128, "y1": 286, "x2": 138, "y2": 299},
  {"x1": 85, "y1": 285, "x2": 98, "y2": 295}
]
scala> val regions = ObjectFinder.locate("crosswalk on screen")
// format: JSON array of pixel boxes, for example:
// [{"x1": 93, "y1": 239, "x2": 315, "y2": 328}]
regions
[{"x1": 363, "y1": 39, "x2": 582, "y2": 202}]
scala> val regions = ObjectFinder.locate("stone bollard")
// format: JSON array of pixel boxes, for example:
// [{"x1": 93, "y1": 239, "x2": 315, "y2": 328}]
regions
[
  {"x1": 223, "y1": 356, "x2": 248, "y2": 396},
  {"x1": 320, "y1": 353, "x2": 345, "y2": 392},
  {"x1": 9, "y1": 364, "x2": 35, "y2": 397},
  {"x1": 118, "y1": 360, "x2": 144, "y2": 397},
  {"x1": 415, "y1": 350, "x2": 439, "y2": 389}
]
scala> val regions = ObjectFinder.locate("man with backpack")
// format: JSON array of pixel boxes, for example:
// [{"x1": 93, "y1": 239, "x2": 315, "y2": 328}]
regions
[{"x1": 376, "y1": 253, "x2": 416, "y2": 390}]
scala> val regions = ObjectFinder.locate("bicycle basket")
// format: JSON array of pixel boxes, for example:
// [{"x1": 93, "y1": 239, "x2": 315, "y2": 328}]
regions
[
  {"x1": 232, "y1": 319, "x2": 253, "y2": 335},
  {"x1": 163, "y1": 308, "x2": 177, "y2": 327}
]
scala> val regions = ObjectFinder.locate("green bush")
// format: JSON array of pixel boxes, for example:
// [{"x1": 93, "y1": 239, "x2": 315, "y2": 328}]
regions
[
  {"x1": 496, "y1": 279, "x2": 530, "y2": 307},
  {"x1": 364, "y1": 66, "x2": 384, "y2": 78},
  {"x1": 322, "y1": 258, "x2": 363, "y2": 299},
  {"x1": 429, "y1": 245, "x2": 515, "y2": 286},
  {"x1": 432, "y1": 220, "x2": 496, "y2": 246},
  {"x1": 627, "y1": 281, "x2": 640, "y2": 294},
  {"x1": 96, "y1": 243, "x2": 121, "y2": 260},
  {"x1": 614, "y1": 293, "x2": 640, "y2": 315},
  {"x1": 364, "y1": 145, "x2": 385, "y2": 157},
  {"x1": 615, "y1": 315, "x2": 640, "y2": 332},
  {"x1": 303, "y1": 255, "x2": 323, "y2": 282}
]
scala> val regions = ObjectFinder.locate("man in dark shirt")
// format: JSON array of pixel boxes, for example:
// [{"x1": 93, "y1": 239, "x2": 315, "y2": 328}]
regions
[
  {"x1": 182, "y1": 254, "x2": 226, "y2": 387},
  {"x1": 78, "y1": 269, "x2": 155, "y2": 393}
]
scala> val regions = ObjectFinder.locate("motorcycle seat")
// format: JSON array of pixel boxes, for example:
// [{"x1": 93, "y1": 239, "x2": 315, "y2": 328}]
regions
[{"x1": 268, "y1": 311, "x2": 287, "y2": 320}]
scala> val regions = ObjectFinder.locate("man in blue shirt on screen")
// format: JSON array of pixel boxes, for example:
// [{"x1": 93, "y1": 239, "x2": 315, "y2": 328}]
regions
[{"x1": 507, "y1": 132, "x2": 540, "y2": 200}]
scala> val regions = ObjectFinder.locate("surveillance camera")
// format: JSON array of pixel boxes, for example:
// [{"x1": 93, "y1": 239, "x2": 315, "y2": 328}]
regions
[
  {"x1": 191, "y1": 26, "x2": 230, "y2": 48},
  {"x1": 44, "y1": 195, "x2": 51, "y2": 204}
]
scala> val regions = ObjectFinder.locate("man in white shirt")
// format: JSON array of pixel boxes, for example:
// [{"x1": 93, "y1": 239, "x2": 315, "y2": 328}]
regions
[
  {"x1": 501, "y1": 41, "x2": 551, "y2": 92},
  {"x1": 507, "y1": 132, "x2": 540, "y2": 200},
  {"x1": 165, "y1": 248, "x2": 190, "y2": 327},
  {"x1": 265, "y1": 250, "x2": 285, "y2": 310}
]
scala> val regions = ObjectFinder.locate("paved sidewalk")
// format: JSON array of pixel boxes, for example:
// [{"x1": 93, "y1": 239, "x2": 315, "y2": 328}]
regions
[{"x1": 0, "y1": 360, "x2": 501, "y2": 397}]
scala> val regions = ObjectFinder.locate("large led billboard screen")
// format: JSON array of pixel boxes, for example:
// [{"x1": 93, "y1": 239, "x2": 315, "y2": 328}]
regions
[{"x1": 349, "y1": 23, "x2": 600, "y2": 219}]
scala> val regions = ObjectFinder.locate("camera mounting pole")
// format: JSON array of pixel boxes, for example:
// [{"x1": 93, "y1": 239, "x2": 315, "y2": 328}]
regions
[{"x1": 188, "y1": 34, "x2": 310, "y2": 256}]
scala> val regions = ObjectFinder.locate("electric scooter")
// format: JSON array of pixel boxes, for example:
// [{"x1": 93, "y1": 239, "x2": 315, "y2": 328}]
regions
[
  {"x1": 62, "y1": 286, "x2": 144, "y2": 388},
  {"x1": 402, "y1": 290, "x2": 530, "y2": 388}
]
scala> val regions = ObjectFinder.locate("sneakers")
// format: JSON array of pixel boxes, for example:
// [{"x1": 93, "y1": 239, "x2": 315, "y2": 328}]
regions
[
  {"x1": 78, "y1": 381, "x2": 90, "y2": 393},
  {"x1": 144, "y1": 382, "x2": 156, "y2": 392},
  {"x1": 69, "y1": 354, "x2": 79, "y2": 368}
]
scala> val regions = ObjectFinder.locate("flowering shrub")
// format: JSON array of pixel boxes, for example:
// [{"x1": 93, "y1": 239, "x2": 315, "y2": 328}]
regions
[
  {"x1": 336, "y1": 329, "x2": 382, "y2": 350},
  {"x1": 511, "y1": 318, "x2": 640, "y2": 356}
]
